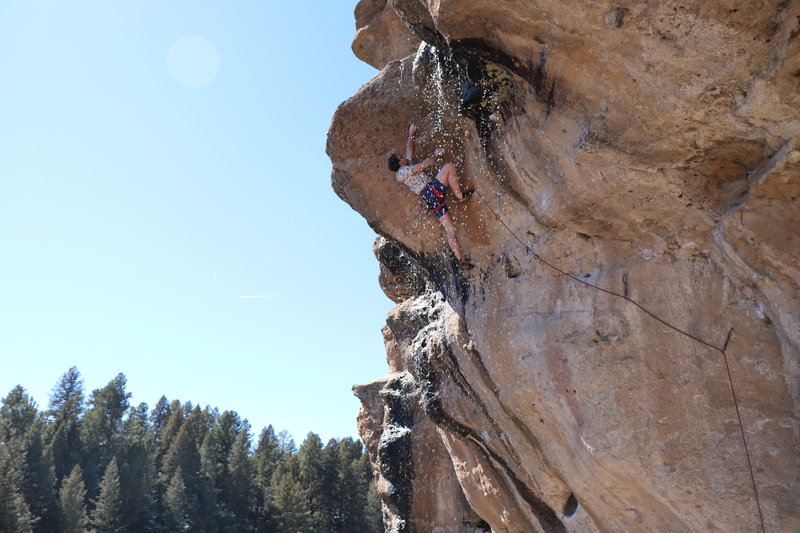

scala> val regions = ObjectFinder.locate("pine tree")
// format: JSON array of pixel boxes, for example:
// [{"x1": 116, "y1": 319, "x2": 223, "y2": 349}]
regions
[
  {"x1": 160, "y1": 407, "x2": 205, "y2": 529},
  {"x1": 152, "y1": 402, "x2": 185, "y2": 532},
  {"x1": 365, "y1": 478, "x2": 384, "y2": 533},
  {"x1": 163, "y1": 467, "x2": 191, "y2": 531},
  {"x1": 154, "y1": 400, "x2": 184, "y2": 472},
  {"x1": 226, "y1": 424, "x2": 254, "y2": 531},
  {"x1": 332, "y1": 439, "x2": 361, "y2": 532},
  {"x1": 276, "y1": 430, "x2": 296, "y2": 455},
  {"x1": 116, "y1": 403, "x2": 154, "y2": 530},
  {"x1": 200, "y1": 411, "x2": 240, "y2": 481},
  {"x1": 199, "y1": 409, "x2": 241, "y2": 528},
  {"x1": 90, "y1": 458, "x2": 123, "y2": 533},
  {"x1": 297, "y1": 432, "x2": 328, "y2": 530},
  {"x1": 322, "y1": 439, "x2": 347, "y2": 530},
  {"x1": 21, "y1": 418, "x2": 56, "y2": 533},
  {"x1": 0, "y1": 386, "x2": 38, "y2": 485},
  {"x1": 80, "y1": 375, "x2": 130, "y2": 497},
  {"x1": 0, "y1": 443, "x2": 35, "y2": 533},
  {"x1": 0, "y1": 386, "x2": 56, "y2": 531},
  {"x1": 253, "y1": 425, "x2": 282, "y2": 531},
  {"x1": 0, "y1": 386, "x2": 38, "y2": 438},
  {"x1": 354, "y1": 445, "x2": 384, "y2": 533},
  {"x1": 57, "y1": 465, "x2": 88, "y2": 533},
  {"x1": 162, "y1": 407, "x2": 203, "y2": 486},
  {"x1": 270, "y1": 468, "x2": 309, "y2": 533},
  {"x1": 46, "y1": 368, "x2": 84, "y2": 484},
  {"x1": 149, "y1": 396, "x2": 170, "y2": 438},
  {"x1": 254, "y1": 425, "x2": 281, "y2": 489}
]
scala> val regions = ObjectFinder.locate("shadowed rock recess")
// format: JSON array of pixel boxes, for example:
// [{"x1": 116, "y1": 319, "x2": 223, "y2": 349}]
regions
[{"x1": 329, "y1": 1, "x2": 799, "y2": 532}]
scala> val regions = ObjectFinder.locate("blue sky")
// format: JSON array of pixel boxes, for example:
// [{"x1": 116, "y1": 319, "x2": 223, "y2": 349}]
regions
[{"x1": 0, "y1": 0, "x2": 392, "y2": 442}]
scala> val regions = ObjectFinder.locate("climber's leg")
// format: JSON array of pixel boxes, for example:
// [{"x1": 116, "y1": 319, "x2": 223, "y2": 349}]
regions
[
  {"x1": 435, "y1": 162, "x2": 474, "y2": 203},
  {"x1": 434, "y1": 163, "x2": 464, "y2": 199},
  {"x1": 438, "y1": 212, "x2": 464, "y2": 260}
]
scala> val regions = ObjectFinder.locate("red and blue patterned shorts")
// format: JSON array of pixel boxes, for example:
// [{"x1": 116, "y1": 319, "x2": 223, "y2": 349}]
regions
[{"x1": 421, "y1": 179, "x2": 449, "y2": 218}]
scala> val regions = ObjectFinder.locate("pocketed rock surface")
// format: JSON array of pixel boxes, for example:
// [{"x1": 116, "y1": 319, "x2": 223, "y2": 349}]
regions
[{"x1": 331, "y1": 1, "x2": 800, "y2": 531}]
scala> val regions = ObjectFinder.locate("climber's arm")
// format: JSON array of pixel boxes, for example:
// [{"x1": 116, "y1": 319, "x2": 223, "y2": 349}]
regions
[
  {"x1": 404, "y1": 123, "x2": 416, "y2": 161},
  {"x1": 410, "y1": 147, "x2": 444, "y2": 173},
  {"x1": 410, "y1": 157, "x2": 434, "y2": 174}
]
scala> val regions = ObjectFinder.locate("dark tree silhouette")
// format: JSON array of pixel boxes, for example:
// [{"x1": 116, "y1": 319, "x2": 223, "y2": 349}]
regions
[{"x1": 0, "y1": 371, "x2": 383, "y2": 533}]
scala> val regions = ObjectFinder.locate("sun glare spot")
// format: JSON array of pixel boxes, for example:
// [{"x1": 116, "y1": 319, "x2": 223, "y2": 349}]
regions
[{"x1": 167, "y1": 35, "x2": 221, "y2": 88}]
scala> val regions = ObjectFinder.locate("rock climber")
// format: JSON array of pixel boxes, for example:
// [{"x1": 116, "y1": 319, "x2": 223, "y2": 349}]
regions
[{"x1": 388, "y1": 123, "x2": 475, "y2": 270}]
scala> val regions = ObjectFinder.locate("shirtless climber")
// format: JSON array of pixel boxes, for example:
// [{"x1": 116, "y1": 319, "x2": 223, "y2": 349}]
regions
[{"x1": 387, "y1": 123, "x2": 475, "y2": 270}]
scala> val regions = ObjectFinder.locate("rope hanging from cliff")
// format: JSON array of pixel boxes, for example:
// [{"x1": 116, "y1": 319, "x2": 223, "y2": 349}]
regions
[{"x1": 472, "y1": 188, "x2": 767, "y2": 533}]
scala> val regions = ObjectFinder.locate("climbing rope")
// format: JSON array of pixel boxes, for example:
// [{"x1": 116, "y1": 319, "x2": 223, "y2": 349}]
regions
[{"x1": 471, "y1": 188, "x2": 767, "y2": 533}]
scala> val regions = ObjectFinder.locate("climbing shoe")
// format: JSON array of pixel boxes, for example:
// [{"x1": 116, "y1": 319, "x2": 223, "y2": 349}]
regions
[
  {"x1": 459, "y1": 259, "x2": 475, "y2": 270},
  {"x1": 456, "y1": 189, "x2": 475, "y2": 203}
]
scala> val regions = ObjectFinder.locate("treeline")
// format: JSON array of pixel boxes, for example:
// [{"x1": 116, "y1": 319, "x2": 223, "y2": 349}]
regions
[{"x1": 0, "y1": 367, "x2": 382, "y2": 532}]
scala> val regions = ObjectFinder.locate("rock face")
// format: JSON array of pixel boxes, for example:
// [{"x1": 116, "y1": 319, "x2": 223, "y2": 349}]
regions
[
  {"x1": 330, "y1": 1, "x2": 800, "y2": 532},
  {"x1": 352, "y1": 0, "x2": 421, "y2": 69}
]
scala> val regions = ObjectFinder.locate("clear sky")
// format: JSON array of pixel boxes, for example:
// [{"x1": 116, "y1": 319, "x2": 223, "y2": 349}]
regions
[{"x1": 0, "y1": 0, "x2": 393, "y2": 443}]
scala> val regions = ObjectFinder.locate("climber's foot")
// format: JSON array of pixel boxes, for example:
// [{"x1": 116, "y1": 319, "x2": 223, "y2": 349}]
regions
[
  {"x1": 456, "y1": 189, "x2": 475, "y2": 203},
  {"x1": 459, "y1": 258, "x2": 475, "y2": 270}
]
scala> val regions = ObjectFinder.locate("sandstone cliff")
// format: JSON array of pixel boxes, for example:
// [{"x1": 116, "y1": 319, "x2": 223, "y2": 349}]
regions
[{"x1": 328, "y1": 1, "x2": 800, "y2": 532}]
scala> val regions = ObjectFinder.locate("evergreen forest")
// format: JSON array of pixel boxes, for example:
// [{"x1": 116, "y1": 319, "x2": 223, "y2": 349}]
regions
[{"x1": 0, "y1": 367, "x2": 383, "y2": 532}]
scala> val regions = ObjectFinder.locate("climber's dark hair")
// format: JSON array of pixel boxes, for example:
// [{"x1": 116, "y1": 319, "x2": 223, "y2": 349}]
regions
[{"x1": 388, "y1": 154, "x2": 401, "y2": 172}]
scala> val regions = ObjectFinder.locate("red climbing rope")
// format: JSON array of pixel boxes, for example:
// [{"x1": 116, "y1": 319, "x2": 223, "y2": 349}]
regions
[{"x1": 473, "y1": 188, "x2": 767, "y2": 533}]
